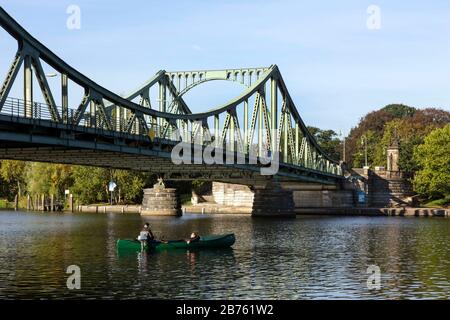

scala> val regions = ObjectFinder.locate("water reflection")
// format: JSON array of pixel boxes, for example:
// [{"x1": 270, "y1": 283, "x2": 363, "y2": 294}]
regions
[{"x1": 0, "y1": 211, "x2": 448, "y2": 299}]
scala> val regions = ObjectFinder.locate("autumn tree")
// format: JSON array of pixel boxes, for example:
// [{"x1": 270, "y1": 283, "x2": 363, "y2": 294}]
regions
[{"x1": 345, "y1": 105, "x2": 450, "y2": 170}]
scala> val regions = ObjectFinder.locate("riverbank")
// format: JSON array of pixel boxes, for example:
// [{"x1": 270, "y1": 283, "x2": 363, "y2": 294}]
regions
[
  {"x1": 75, "y1": 204, "x2": 142, "y2": 214},
  {"x1": 74, "y1": 204, "x2": 449, "y2": 217},
  {"x1": 187, "y1": 205, "x2": 448, "y2": 217}
]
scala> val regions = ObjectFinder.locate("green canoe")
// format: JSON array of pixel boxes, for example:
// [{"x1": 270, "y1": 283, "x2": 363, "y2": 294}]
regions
[{"x1": 116, "y1": 234, "x2": 235, "y2": 252}]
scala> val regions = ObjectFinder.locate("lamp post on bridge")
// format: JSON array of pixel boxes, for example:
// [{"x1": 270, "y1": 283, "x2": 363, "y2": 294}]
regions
[
  {"x1": 45, "y1": 73, "x2": 69, "y2": 123},
  {"x1": 361, "y1": 135, "x2": 368, "y2": 168},
  {"x1": 339, "y1": 130, "x2": 346, "y2": 163}
]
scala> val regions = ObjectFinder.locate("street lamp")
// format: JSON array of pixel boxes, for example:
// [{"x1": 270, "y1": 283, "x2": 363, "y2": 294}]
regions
[
  {"x1": 361, "y1": 135, "x2": 368, "y2": 167},
  {"x1": 45, "y1": 73, "x2": 69, "y2": 123},
  {"x1": 339, "y1": 130, "x2": 346, "y2": 163}
]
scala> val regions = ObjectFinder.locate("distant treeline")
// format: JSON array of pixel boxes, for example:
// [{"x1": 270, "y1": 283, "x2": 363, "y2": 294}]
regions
[{"x1": 0, "y1": 163, "x2": 193, "y2": 205}]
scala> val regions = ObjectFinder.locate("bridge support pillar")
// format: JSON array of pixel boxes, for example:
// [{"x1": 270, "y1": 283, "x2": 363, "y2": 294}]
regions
[
  {"x1": 141, "y1": 179, "x2": 182, "y2": 216},
  {"x1": 251, "y1": 180, "x2": 295, "y2": 218}
]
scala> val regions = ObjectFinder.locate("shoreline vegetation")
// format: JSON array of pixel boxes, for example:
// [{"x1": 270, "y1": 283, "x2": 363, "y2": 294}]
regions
[{"x1": 0, "y1": 105, "x2": 449, "y2": 211}]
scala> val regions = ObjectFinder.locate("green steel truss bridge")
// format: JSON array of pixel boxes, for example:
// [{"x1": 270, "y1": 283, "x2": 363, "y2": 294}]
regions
[{"x1": 0, "y1": 7, "x2": 344, "y2": 185}]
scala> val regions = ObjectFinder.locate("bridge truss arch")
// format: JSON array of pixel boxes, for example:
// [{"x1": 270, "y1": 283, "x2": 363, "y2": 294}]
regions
[{"x1": 0, "y1": 7, "x2": 344, "y2": 183}]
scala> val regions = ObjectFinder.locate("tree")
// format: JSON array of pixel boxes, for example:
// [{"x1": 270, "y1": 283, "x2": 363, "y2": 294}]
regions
[
  {"x1": 346, "y1": 109, "x2": 402, "y2": 167},
  {"x1": 345, "y1": 105, "x2": 450, "y2": 169},
  {"x1": 413, "y1": 124, "x2": 450, "y2": 199},
  {"x1": 113, "y1": 169, "x2": 148, "y2": 203},
  {"x1": 373, "y1": 109, "x2": 450, "y2": 173},
  {"x1": 307, "y1": 126, "x2": 342, "y2": 160},
  {"x1": 381, "y1": 104, "x2": 415, "y2": 118},
  {"x1": 0, "y1": 160, "x2": 28, "y2": 198},
  {"x1": 26, "y1": 163, "x2": 73, "y2": 198},
  {"x1": 352, "y1": 130, "x2": 378, "y2": 168},
  {"x1": 71, "y1": 166, "x2": 110, "y2": 204}
]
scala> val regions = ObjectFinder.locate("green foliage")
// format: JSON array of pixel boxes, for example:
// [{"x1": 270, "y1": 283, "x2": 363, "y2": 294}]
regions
[
  {"x1": 398, "y1": 136, "x2": 422, "y2": 174},
  {"x1": 179, "y1": 193, "x2": 193, "y2": 206},
  {"x1": 26, "y1": 163, "x2": 51, "y2": 196},
  {"x1": 0, "y1": 198, "x2": 13, "y2": 209},
  {"x1": 71, "y1": 166, "x2": 110, "y2": 204},
  {"x1": 346, "y1": 106, "x2": 450, "y2": 171},
  {"x1": 380, "y1": 104, "x2": 415, "y2": 118},
  {"x1": 351, "y1": 130, "x2": 378, "y2": 168},
  {"x1": 0, "y1": 160, "x2": 28, "y2": 198},
  {"x1": 413, "y1": 124, "x2": 450, "y2": 199},
  {"x1": 307, "y1": 126, "x2": 342, "y2": 160},
  {"x1": 27, "y1": 163, "x2": 73, "y2": 198},
  {"x1": 113, "y1": 169, "x2": 147, "y2": 203},
  {"x1": 422, "y1": 196, "x2": 450, "y2": 208}
]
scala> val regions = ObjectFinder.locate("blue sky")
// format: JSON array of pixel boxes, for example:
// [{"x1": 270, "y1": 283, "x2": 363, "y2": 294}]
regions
[{"x1": 1, "y1": 0, "x2": 449, "y2": 135}]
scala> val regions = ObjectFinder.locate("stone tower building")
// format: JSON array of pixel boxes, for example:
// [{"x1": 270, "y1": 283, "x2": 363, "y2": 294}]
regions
[{"x1": 386, "y1": 138, "x2": 399, "y2": 172}]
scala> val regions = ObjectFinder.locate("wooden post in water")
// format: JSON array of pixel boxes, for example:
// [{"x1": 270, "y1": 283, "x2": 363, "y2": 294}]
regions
[
  {"x1": 69, "y1": 194, "x2": 73, "y2": 212},
  {"x1": 14, "y1": 194, "x2": 18, "y2": 211}
]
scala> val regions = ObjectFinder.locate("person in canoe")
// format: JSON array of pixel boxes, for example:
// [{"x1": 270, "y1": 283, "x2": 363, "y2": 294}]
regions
[
  {"x1": 186, "y1": 232, "x2": 200, "y2": 244},
  {"x1": 137, "y1": 222, "x2": 155, "y2": 251}
]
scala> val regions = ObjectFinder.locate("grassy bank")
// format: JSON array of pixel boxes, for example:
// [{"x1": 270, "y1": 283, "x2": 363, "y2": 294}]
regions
[
  {"x1": 0, "y1": 199, "x2": 13, "y2": 209},
  {"x1": 422, "y1": 196, "x2": 450, "y2": 208}
]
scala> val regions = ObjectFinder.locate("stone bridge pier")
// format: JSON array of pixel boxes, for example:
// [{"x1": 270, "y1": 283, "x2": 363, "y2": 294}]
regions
[
  {"x1": 211, "y1": 180, "x2": 356, "y2": 217},
  {"x1": 251, "y1": 180, "x2": 296, "y2": 218},
  {"x1": 141, "y1": 179, "x2": 182, "y2": 216}
]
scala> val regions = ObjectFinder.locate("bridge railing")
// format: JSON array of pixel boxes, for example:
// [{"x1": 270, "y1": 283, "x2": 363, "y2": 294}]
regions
[{"x1": 1, "y1": 96, "x2": 77, "y2": 124}]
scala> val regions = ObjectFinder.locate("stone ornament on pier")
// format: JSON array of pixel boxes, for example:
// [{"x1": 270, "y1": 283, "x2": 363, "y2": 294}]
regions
[{"x1": 141, "y1": 180, "x2": 182, "y2": 216}]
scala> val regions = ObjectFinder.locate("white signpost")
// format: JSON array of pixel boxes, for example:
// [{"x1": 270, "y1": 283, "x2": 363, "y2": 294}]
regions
[{"x1": 108, "y1": 181, "x2": 117, "y2": 205}]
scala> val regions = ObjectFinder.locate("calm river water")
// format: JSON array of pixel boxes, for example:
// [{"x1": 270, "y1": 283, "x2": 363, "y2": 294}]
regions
[{"x1": 0, "y1": 210, "x2": 448, "y2": 299}]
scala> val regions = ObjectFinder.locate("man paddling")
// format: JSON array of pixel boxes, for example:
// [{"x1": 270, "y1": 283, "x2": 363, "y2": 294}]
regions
[{"x1": 137, "y1": 223, "x2": 155, "y2": 251}]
